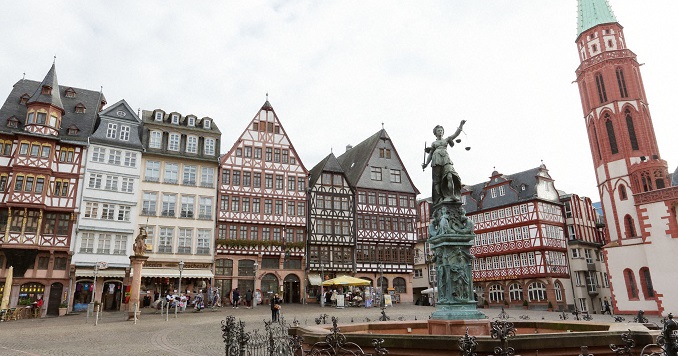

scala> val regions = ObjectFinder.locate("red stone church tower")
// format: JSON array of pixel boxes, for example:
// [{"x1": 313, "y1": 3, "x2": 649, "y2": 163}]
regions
[{"x1": 574, "y1": 0, "x2": 678, "y2": 315}]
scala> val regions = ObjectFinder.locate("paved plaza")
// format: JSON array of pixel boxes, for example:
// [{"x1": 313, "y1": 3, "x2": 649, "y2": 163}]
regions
[{"x1": 0, "y1": 305, "x2": 663, "y2": 356}]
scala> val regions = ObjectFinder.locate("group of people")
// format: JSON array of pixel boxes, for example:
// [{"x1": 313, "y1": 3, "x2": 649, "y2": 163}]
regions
[
  {"x1": 318, "y1": 289, "x2": 365, "y2": 307},
  {"x1": 230, "y1": 288, "x2": 255, "y2": 309},
  {"x1": 150, "y1": 289, "x2": 220, "y2": 312}
]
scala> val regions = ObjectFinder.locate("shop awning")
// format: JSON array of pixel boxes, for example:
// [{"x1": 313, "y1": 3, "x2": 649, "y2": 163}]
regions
[
  {"x1": 132, "y1": 268, "x2": 214, "y2": 278},
  {"x1": 308, "y1": 273, "x2": 322, "y2": 286},
  {"x1": 75, "y1": 268, "x2": 127, "y2": 278}
]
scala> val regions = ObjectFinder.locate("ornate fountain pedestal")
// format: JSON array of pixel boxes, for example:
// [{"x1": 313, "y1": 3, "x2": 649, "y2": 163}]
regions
[{"x1": 428, "y1": 201, "x2": 485, "y2": 321}]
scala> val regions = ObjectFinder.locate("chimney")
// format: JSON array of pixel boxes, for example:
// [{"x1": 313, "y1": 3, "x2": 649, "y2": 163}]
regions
[{"x1": 345, "y1": 144, "x2": 353, "y2": 152}]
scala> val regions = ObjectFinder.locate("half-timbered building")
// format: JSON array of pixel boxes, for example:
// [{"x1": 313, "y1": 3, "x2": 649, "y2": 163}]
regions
[
  {"x1": 573, "y1": 0, "x2": 678, "y2": 316},
  {"x1": 560, "y1": 192, "x2": 610, "y2": 314},
  {"x1": 462, "y1": 165, "x2": 571, "y2": 309},
  {"x1": 337, "y1": 129, "x2": 419, "y2": 304},
  {"x1": 216, "y1": 100, "x2": 307, "y2": 305},
  {"x1": 137, "y1": 109, "x2": 220, "y2": 300},
  {"x1": 0, "y1": 64, "x2": 106, "y2": 316},
  {"x1": 70, "y1": 100, "x2": 143, "y2": 312},
  {"x1": 306, "y1": 153, "x2": 355, "y2": 300}
]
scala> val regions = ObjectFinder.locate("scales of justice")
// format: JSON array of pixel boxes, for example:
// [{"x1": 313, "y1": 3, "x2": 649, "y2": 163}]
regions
[{"x1": 421, "y1": 120, "x2": 485, "y2": 320}]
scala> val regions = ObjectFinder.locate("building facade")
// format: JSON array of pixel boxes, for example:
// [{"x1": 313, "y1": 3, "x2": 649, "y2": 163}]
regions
[
  {"x1": 306, "y1": 153, "x2": 355, "y2": 299},
  {"x1": 336, "y1": 129, "x2": 419, "y2": 304},
  {"x1": 0, "y1": 64, "x2": 106, "y2": 316},
  {"x1": 560, "y1": 192, "x2": 610, "y2": 313},
  {"x1": 413, "y1": 198, "x2": 434, "y2": 305},
  {"x1": 216, "y1": 101, "x2": 307, "y2": 305},
  {"x1": 137, "y1": 109, "x2": 220, "y2": 300},
  {"x1": 70, "y1": 100, "x2": 143, "y2": 312},
  {"x1": 574, "y1": 0, "x2": 678, "y2": 315}
]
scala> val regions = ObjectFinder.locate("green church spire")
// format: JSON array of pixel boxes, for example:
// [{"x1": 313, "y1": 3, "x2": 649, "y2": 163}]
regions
[{"x1": 577, "y1": 0, "x2": 617, "y2": 36}]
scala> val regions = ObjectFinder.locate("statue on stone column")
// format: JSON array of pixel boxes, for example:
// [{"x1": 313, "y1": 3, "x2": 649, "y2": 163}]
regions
[
  {"x1": 133, "y1": 227, "x2": 148, "y2": 256},
  {"x1": 422, "y1": 120, "x2": 466, "y2": 205}
]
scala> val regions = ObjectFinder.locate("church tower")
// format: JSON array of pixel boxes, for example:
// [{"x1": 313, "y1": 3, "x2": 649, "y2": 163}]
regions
[{"x1": 574, "y1": 0, "x2": 675, "y2": 315}]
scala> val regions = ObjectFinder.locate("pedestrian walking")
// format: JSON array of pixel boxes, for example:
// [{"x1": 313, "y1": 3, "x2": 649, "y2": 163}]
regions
[
  {"x1": 271, "y1": 294, "x2": 282, "y2": 321},
  {"x1": 603, "y1": 297, "x2": 612, "y2": 315},
  {"x1": 245, "y1": 289, "x2": 253, "y2": 309},
  {"x1": 232, "y1": 288, "x2": 240, "y2": 309}
]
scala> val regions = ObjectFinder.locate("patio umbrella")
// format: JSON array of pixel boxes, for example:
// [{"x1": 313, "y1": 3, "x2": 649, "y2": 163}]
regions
[
  {"x1": 1, "y1": 266, "x2": 13, "y2": 310},
  {"x1": 321, "y1": 275, "x2": 371, "y2": 286}
]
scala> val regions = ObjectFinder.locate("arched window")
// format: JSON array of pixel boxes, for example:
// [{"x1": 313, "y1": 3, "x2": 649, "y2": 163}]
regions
[
  {"x1": 527, "y1": 282, "x2": 547, "y2": 302},
  {"x1": 592, "y1": 125, "x2": 602, "y2": 160},
  {"x1": 215, "y1": 259, "x2": 233, "y2": 276},
  {"x1": 595, "y1": 73, "x2": 608, "y2": 103},
  {"x1": 605, "y1": 117, "x2": 618, "y2": 154},
  {"x1": 393, "y1": 277, "x2": 406, "y2": 293},
  {"x1": 508, "y1": 283, "x2": 523, "y2": 301},
  {"x1": 624, "y1": 109, "x2": 639, "y2": 150},
  {"x1": 261, "y1": 273, "x2": 279, "y2": 295},
  {"x1": 488, "y1": 284, "x2": 504, "y2": 303},
  {"x1": 554, "y1": 281, "x2": 563, "y2": 302},
  {"x1": 639, "y1": 267, "x2": 655, "y2": 299},
  {"x1": 654, "y1": 170, "x2": 666, "y2": 189},
  {"x1": 619, "y1": 185, "x2": 628, "y2": 200},
  {"x1": 624, "y1": 215, "x2": 636, "y2": 238},
  {"x1": 616, "y1": 68, "x2": 629, "y2": 98},
  {"x1": 640, "y1": 171, "x2": 653, "y2": 192},
  {"x1": 624, "y1": 268, "x2": 639, "y2": 299},
  {"x1": 377, "y1": 277, "x2": 388, "y2": 294}
]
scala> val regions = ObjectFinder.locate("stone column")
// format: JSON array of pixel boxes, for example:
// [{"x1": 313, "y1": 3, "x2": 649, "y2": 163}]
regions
[{"x1": 127, "y1": 255, "x2": 148, "y2": 320}]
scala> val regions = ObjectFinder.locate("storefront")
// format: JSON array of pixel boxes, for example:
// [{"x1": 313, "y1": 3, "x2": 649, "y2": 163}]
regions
[
  {"x1": 73, "y1": 268, "x2": 127, "y2": 312},
  {"x1": 134, "y1": 262, "x2": 213, "y2": 306}
]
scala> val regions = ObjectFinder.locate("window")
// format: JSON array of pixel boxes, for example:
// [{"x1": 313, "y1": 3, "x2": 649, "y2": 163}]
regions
[
  {"x1": 108, "y1": 149, "x2": 122, "y2": 165},
  {"x1": 123, "y1": 152, "x2": 137, "y2": 167},
  {"x1": 554, "y1": 281, "x2": 563, "y2": 302},
  {"x1": 144, "y1": 161, "x2": 160, "y2": 182},
  {"x1": 265, "y1": 174, "x2": 273, "y2": 189},
  {"x1": 197, "y1": 229, "x2": 210, "y2": 254},
  {"x1": 288, "y1": 177, "x2": 296, "y2": 191},
  {"x1": 92, "y1": 147, "x2": 105, "y2": 162},
  {"x1": 625, "y1": 110, "x2": 639, "y2": 150},
  {"x1": 297, "y1": 177, "x2": 305, "y2": 191},
  {"x1": 80, "y1": 233, "x2": 94, "y2": 253},
  {"x1": 183, "y1": 165, "x2": 196, "y2": 185},
  {"x1": 624, "y1": 215, "x2": 636, "y2": 238},
  {"x1": 275, "y1": 200, "x2": 283, "y2": 215},
  {"x1": 274, "y1": 148, "x2": 281, "y2": 162},
  {"x1": 119, "y1": 125, "x2": 130, "y2": 141},
  {"x1": 201, "y1": 167, "x2": 214, "y2": 187},
  {"x1": 390, "y1": 169, "x2": 401, "y2": 183},
  {"x1": 393, "y1": 277, "x2": 406, "y2": 293},
  {"x1": 595, "y1": 73, "x2": 608, "y2": 103},
  {"x1": 106, "y1": 123, "x2": 117, "y2": 138},
  {"x1": 489, "y1": 284, "x2": 504, "y2": 302},
  {"x1": 178, "y1": 228, "x2": 192, "y2": 254},
  {"x1": 104, "y1": 175, "x2": 118, "y2": 191},
  {"x1": 379, "y1": 148, "x2": 391, "y2": 158},
  {"x1": 101, "y1": 204, "x2": 115, "y2": 220},
  {"x1": 121, "y1": 177, "x2": 134, "y2": 193},
  {"x1": 168, "y1": 133, "x2": 180, "y2": 151},
  {"x1": 162, "y1": 194, "x2": 176, "y2": 217},
  {"x1": 370, "y1": 167, "x2": 382, "y2": 181},
  {"x1": 98, "y1": 234, "x2": 112, "y2": 254},
  {"x1": 154, "y1": 112, "x2": 163, "y2": 121},
  {"x1": 162, "y1": 162, "x2": 178, "y2": 184},
  {"x1": 142, "y1": 192, "x2": 157, "y2": 215},
  {"x1": 282, "y1": 149, "x2": 288, "y2": 163},
  {"x1": 619, "y1": 185, "x2": 628, "y2": 200},
  {"x1": 186, "y1": 136, "x2": 198, "y2": 153},
  {"x1": 254, "y1": 147, "x2": 262, "y2": 159},
  {"x1": 158, "y1": 228, "x2": 174, "y2": 253},
  {"x1": 215, "y1": 259, "x2": 233, "y2": 276},
  {"x1": 275, "y1": 175, "x2": 284, "y2": 190},
  {"x1": 203, "y1": 119, "x2": 211, "y2": 129},
  {"x1": 181, "y1": 195, "x2": 195, "y2": 218},
  {"x1": 111, "y1": 234, "x2": 127, "y2": 255},
  {"x1": 527, "y1": 282, "x2": 546, "y2": 302},
  {"x1": 84, "y1": 202, "x2": 99, "y2": 218},
  {"x1": 616, "y1": 68, "x2": 628, "y2": 98},
  {"x1": 199, "y1": 197, "x2": 212, "y2": 219},
  {"x1": 253, "y1": 172, "x2": 261, "y2": 187},
  {"x1": 508, "y1": 283, "x2": 523, "y2": 301},
  {"x1": 187, "y1": 116, "x2": 195, "y2": 127},
  {"x1": 204, "y1": 138, "x2": 215, "y2": 155},
  {"x1": 499, "y1": 185, "x2": 505, "y2": 196},
  {"x1": 117, "y1": 206, "x2": 131, "y2": 221},
  {"x1": 605, "y1": 118, "x2": 618, "y2": 154},
  {"x1": 171, "y1": 114, "x2": 179, "y2": 124},
  {"x1": 624, "y1": 268, "x2": 639, "y2": 299},
  {"x1": 252, "y1": 198, "x2": 260, "y2": 213},
  {"x1": 149, "y1": 131, "x2": 162, "y2": 149}
]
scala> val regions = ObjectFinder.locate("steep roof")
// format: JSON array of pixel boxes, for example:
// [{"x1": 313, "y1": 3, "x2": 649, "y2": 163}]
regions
[
  {"x1": 309, "y1": 153, "x2": 345, "y2": 186},
  {"x1": 27, "y1": 63, "x2": 64, "y2": 111},
  {"x1": 577, "y1": 0, "x2": 617, "y2": 36},
  {"x1": 336, "y1": 129, "x2": 388, "y2": 187}
]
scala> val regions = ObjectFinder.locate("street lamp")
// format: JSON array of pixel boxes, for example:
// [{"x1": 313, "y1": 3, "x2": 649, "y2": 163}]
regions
[
  {"x1": 175, "y1": 260, "x2": 184, "y2": 318},
  {"x1": 320, "y1": 264, "x2": 324, "y2": 308},
  {"x1": 378, "y1": 263, "x2": 384, "y2": 308},
  {"x1": 252, "y1": 262, "x2": 258, "y2": 309}
]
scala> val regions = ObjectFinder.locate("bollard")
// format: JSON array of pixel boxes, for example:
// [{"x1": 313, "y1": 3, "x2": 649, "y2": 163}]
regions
[
  {"x1": 95, "y1": 305, "x2": 100, "y2": 326},
  {"x1": 134, "y1": 302, "x2": 138, "y2": 325},
  {"x1": 166, "y1": 300, "x2": 169, "y2": 322}
]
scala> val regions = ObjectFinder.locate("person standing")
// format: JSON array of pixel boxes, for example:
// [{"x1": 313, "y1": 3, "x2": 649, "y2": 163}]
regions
[
  {"x1": 245, "y1": 289, "x2": 253, "y2": 309},
  {"x1": 603, "y1": 297, "x2": 612, "y2": 315},
  {"x1": 232, "y1": 288, "x2": 240, "y2": 309},
  {"x1": 271, "y1": 294, "x2": 282, "y2": 321}
]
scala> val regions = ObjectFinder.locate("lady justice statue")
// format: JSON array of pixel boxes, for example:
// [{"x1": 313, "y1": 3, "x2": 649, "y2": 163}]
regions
[{"x1": 422, "y1": 120, "x2": 484, "y2": 320}]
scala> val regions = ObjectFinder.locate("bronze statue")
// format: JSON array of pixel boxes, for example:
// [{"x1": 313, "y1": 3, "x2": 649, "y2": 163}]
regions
[
  {"x1": 422, "y1": 121, "x2": 466, "y2": 205},
  {"x1": 133, "y1": 227, "x2": 148, "y2": 256}
]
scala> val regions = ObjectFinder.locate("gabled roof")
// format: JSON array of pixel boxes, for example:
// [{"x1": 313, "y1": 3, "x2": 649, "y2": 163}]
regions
[
  {"x1": 577, "y1": 0, "x2": 617, "y2": 36},
  {"x1": 27, "y1": 63, "x2": 64, "y2": 111},
  {"x1": 336, "y1": 129, "x2": 388, "y2": 187},
  {"x1": 309, "y1": 153, "x2": 345, "y2": 186}
]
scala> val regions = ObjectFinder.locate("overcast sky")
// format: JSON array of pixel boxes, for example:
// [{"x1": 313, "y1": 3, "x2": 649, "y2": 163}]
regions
[{"x1": 1, "y1": 1, "x2": 676, "y2": 201}]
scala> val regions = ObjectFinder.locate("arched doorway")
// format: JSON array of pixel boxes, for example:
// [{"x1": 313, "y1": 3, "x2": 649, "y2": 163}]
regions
[
  {"x1": 261, "y1": 273, "x2": 279, "y2": 305},
  {"x1": 47, "y1": 283, "x2": 63, "y2": 316},
  {"x1": 283, "y1": 274, "x2": 300, "y2": 303},
  {"x1": 102, "y1": 280, "x2": 123, "y2": 311}
]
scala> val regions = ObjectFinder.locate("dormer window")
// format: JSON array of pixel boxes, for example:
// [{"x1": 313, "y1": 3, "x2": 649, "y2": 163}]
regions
[
  {"x1": 203, "y1": 119, "x2": 211, "y2": 129},
  {"x1": 68, "y1": 125, "x2": 80, "y2": 135},
  {"x1": 75, "y1": 103, "x2": 86, "y2": 113},
  {"x1": 19, "y1": 94, "x2": 30, "y2": 104},
  {"x1": 7, "y1": 117, "x2": 18, "y2": 128},
  {"x1": 187, "y1": 117, "x2": 195, "y2": 127},
  {"x1": 41, "y1": 86, "x2": 52, "y2": 95},
  {"x1": 65, "y1": 88, "x2": 76, "y2": 98},
  {"x1": 154, "y1": 112, "x2": 163, "y2": 121},
  {"x1": 171, "y1": 114, "x2": 179, "y2": 125}
]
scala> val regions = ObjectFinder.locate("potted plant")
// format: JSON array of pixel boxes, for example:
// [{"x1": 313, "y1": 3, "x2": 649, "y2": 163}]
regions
[
  {"x1": 59, "y1": 302, "x2": 68, "y2": 316},
  {"x1": 522, "y1": 299, "x2": 529, "y2": 310},
  {"x1": 547, "y1": 301, "x2": 553, "y2": 312}
]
